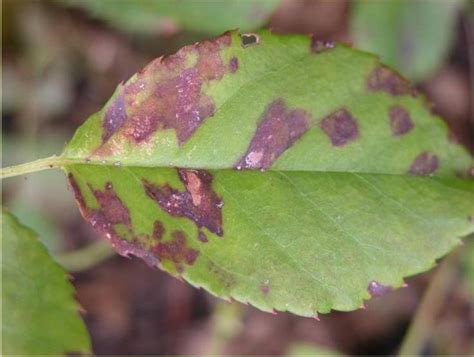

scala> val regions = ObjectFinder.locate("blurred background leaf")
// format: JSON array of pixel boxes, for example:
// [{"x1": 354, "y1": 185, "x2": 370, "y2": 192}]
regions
[
  {"x1": 461, "y1": 237, "x2": 474, "y2": 297},
  {"x1": 1, "y1": 211, "x2": 91, "y2": 355},
  {"x1": 287, "y1": 342, "x2": 342, "y2": 356},
  {"x1": 351, "y1": 0, "x2": 464, "y2": 81},
  {"x1": 2, "y1": 134, "x2": 78, "y2": 254},
  {"x1": 61, "y1": 0, "x2": 280, "y2": 35}
]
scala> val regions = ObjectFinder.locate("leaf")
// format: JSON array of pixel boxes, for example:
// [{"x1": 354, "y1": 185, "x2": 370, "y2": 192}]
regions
[
  {"x1": 61, "y1": 0, "x2": 279, "y2": 35},
  {"x1": 350, "y1": 0, "x2": 463, "y2": 81},
  {"x1": 61, "y1": 30, "x2": 474, "y2": 317},
  {"x1": 1, "y1": 210, "x2": 91, "y2": 355}
]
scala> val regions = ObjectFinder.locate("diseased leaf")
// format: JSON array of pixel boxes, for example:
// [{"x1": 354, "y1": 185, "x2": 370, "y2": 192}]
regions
[
  {"x1": 61, "y1": 0, "x2": 279, "y2": 35},
  {"x1": 350, "y1": 0, "x2": 462, "y2": 81},
  {"x1": 61, "y1": 30, "x2": 474, "y2": 317},
  {"x1": 1, "y1": 210, "x2": 91, "y2": 355}
]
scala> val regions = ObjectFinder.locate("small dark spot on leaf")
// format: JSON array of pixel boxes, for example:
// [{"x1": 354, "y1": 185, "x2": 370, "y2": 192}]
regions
[
  {"x1": 240, "y1": 33, "x2": 260, "y2": 47},
  {"x1": 389, "y1": 105, "x2": 414, "y2": 136},
  {"x1": 152, "y1": 230, "x2": 199, "y2": 272},
  {"x1": 368, "y1": 280, "x2": 393, "y2": 297},
  {"x1": 261, "y1": 282, "x2": 270, "y2": 295},
  {"x1": 144, "y1": 169, "x2": 223, "y2": 237},
  {"x1": 153, "y1": 220, "x2": 165, "y2": 240},
  {"x1": 198, "y1": 231, "x2": 208, "y2": 243},
  {"x1": 236, "y1": 99, "x2": 310, "y2": 170},
  {"x1": 229, "y1": 57, "x2": 239, "y2": 73},
  {"x1": 409, "y1": 152, "x2": 439, "y2": 176},
  {"x1": 367, "y1": 66, "x2": 417, "y2": 96},
  {"x1": 468, "y1": 216, "x2": 473, "y2": 223},
  {"x1": 102, "y1": 95, "x2": 127, "y2": 143},
  {"x1": 320, "y1": 108, "x2": 359, "y2": 147},
  {"x1": 310, "y1": 36, "x2": 335, "y2": 53}
]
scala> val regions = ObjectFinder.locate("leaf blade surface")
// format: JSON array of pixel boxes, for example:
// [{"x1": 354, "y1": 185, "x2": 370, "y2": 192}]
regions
[{"x1": 62, "y1": 30, "x2": 474, "y2": 316}]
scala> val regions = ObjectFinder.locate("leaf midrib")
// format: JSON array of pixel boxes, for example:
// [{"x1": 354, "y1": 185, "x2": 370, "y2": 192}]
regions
[{"x1": 62, "y1": 161, "x2": 472, "y2": 184}]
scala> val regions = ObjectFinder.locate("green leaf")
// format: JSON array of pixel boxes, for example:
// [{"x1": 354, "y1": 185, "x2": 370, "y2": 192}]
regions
[
  {"x1": 350, "y1": 0, "x2": 463, "y2": 81},
  {"x1": 61, "y1": 30, "x2": 474, "y2": 317},
  {"x1": 1, "y1": 210, "x2": 91, "y2": 355},
  {"x1": 61, "y1": 0, "x2": 279, "y2": 35}
]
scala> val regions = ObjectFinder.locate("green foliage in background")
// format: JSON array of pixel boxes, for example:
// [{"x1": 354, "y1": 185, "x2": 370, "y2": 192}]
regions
[
  {"x1": 351, "y1": 0, "x2": 463, "y2": 81},
  {"x1": 62, "y1": 0, "x2": 279, "y2": 34},
  {"x1": 461, "y1": 238, "x2": 474, "y2": 297},
  {"x1": 288, "y1": 342, "x2": 342, "y2": 356},
  {"x1": 1, "y1": 211, "x2": 91, "y2": 355},
  {"x1": 61, "y1": 30, "x2": 474, "y2": 317},
  {"x1": 2, "y1": 135, "x2": 76, "y2": 254}
]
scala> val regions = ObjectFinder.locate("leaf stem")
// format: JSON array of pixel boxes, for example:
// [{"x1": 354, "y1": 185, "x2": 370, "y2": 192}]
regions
[
  {"x1": 54, "y1": 239, "x2": 116, "y2": 272},
  {"x1": 0, "y1": 156, "x2": 71, "y2": 179},
  {"x1": 398, "y1": 249, "x2": 461, "y2": 356}
]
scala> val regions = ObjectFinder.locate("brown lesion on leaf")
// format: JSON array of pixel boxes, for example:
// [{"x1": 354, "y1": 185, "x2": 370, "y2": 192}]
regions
[
  {"x1": 260, "y1": 281, "x2": 270, "y2": 296},
  {"x1": 68, "y1": 173, "x2": 88, "y2": 216},
  {"x1": 208, "y1": 261, "x2": 236, "y2": 290},
  {"x1": 89, "y1": 182, "x2": 131, "y2": 229},
  {"x1": 143, "y1": 168, "x2": 224, "y2": 237},
  {"x1": 368, "y1": 281, "x2": 393, "y2": 298},
  {"x1": 229, "y1": 57, "x2": 239, "y2": 73},
  {"x1": 102, "y1": 95, "x2": 128, "y2": 144},
  {"x1": 152, "y1": 230, "x2": 199, "y2": 273},
  {"x1": 68, "y1": 174, "x2": 202, "y2": 271},
  {"x1": 97, "y1": 32, "x2": 233, "y2": 151},
  {"x1": 67, "y1": 174, "x2": 159, "y2": 267},
  {"x1": 409, "y1": 152, "x2": 439, "y2": 176},
  {"x1": 310, "y1": 35, "x2": 335, "y2": 54},
  {"x1": 320, "y1": 108, "x2": 359, "y2": 147},
  {"x1": 236, "y1": 99, "x2": 310, "y2": 170},
  {"x1": 389, "y1": 105, "x2": 414, "y2": 136},
  {"x1": 367, "y1": 66, "x2": 418, "y2": 96},
  {"x1": 153, "y1": 220, "x2": 165, "y2": 240},
  {"x1": 198, "y1": 230, "x2": 209, "y2": 243}
]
